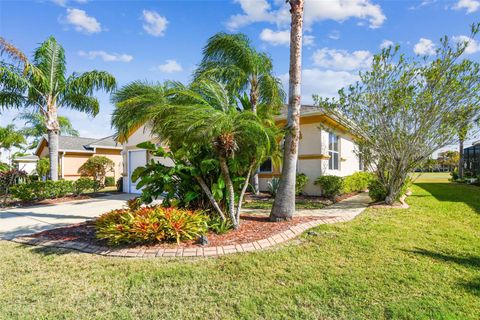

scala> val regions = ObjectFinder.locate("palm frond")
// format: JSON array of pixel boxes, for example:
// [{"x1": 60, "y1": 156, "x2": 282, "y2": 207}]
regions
[
  {"x1": 60, "y1": 93, "x2": 100, "y2": 116},
  {"x1": 66, "y1": 70, "x2": 116, "y2": 96},
  {"x1": 33, "y1": 36, "x2": 66, "y2": 94}
]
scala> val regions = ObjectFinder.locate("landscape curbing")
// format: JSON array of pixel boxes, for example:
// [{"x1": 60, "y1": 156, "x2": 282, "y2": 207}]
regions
[{"x1": 11, "y1": 215, "x2": 356, "y2": 258}]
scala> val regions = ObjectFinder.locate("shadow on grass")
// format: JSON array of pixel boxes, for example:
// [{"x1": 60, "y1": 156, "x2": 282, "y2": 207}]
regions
[
  {"x1": 414, "y1": 183, "x2": 480, "y2": 214},
  {"x1": 406, "y1": 248, "x2": 480, "y2": 296}
]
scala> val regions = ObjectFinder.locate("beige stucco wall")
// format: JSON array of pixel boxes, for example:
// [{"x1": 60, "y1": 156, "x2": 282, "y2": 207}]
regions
[
  {"x1": 259, "y1": 120, "x2": 361, "y2": 196},
  {"x1": 60, "y1": 149, "x2": 122, "y2": 181}
]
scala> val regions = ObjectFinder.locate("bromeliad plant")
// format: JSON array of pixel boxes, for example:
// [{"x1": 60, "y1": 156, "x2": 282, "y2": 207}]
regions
[{"x1": 112, "y1": 79, "x2": 278, "y2": 228}]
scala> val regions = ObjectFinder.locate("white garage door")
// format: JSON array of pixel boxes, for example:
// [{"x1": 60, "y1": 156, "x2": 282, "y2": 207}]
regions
[{"x1": 128, "y1": 150, "x2": 147, "y2": 194}]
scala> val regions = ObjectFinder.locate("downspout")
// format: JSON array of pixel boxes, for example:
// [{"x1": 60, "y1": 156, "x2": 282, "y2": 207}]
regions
[{"x1": 61, "y1": 151, "x2": 65, "y2": 179}]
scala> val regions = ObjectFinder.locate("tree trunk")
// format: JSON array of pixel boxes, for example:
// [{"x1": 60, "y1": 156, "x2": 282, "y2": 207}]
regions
[
  {"x1": 46, "y1": 103, "x2": 60, "y2": 181},
  {"x1": 219, "y1": 156, "x2": 238, "y2": 228},
  {"x1": 250, "y1": 78, "x2": 260, "y2": 195},
  {"x1": 270, "y1": 0, "x2": 304, "y2": 221},
  {"x1": 236, "y1": 164, "x2": 254, "y2": 222},
  {"x1": 194, "y1": 175, "x2": 226, "y2": 221},
  {"x1": 459, "y1": 138, "x2": 464, "y2": 180}
]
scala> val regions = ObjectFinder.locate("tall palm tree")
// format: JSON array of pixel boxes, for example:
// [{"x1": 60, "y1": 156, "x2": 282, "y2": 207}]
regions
[
  {"x1": 16, "y1": 112, "x2": 79, "y2": 149},
  {"x1": 195, "y1": 32, "x2": 285, "y2": 194},
  {"x1": 0, "y1": 124, "x2": 25, "y2": 164},
  {"x1": 0, "y1": 36, "x2": 116, "y2": 180},
  {"x1": 270, "y1": 0, "x2": 304, "y2": 221},
  {"x1": 112, "y1": 79, "x2": 276, "y2": 228}
]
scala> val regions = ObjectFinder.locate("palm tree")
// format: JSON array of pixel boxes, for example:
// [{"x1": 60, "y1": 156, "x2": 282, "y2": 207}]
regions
[
  {"x1": 16, "y1": 112, "x2": 79, "y2": 149},
  {"x1": 0, "y1": 36, "x2": 116, "y2": 180},
  {"x1": 0, "y1": 124, "x2": 25, "y2": 164},
  {"x1": 195, "y1": 32, "x2": 285, "y2": 194},
  {"x1": 270, "y1": 0, "x2": 304, "y2": 221},
  {"x1": 112, "y1": 79, "x2": 277, "y2": 228}
]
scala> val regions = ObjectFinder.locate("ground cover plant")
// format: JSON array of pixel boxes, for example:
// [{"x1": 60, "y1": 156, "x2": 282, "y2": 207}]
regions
[{"x1": 0, "y1": 173, "x2": 478, "y2": 319}]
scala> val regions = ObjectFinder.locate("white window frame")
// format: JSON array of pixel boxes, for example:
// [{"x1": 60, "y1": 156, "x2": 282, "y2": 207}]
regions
[{"x1": 328, "y1": 132, "x2": 340, "y2": 171}]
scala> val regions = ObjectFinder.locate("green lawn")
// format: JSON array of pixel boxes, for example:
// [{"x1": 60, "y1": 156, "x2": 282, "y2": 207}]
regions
[
  {"x1": 0, "y1": 175, "x2": 478, "y2": 319},
  {"x1": 244, "y1": 198, "x2": 326, "y2": 210}
]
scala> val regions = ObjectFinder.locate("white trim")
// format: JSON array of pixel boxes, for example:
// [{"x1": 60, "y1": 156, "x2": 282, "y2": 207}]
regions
[
  {"x1": 127, "y1": 149, "x2": 147, "y2": 194},
  {"x1": 88, "y1": 145, "x2": 122, "y2": 150}
]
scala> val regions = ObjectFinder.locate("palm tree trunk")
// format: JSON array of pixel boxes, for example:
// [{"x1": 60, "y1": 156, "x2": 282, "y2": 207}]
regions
[
  {"x1": 270, "y1": 0, "x2": 304, "y2": 221},
  {"x1": 194, "y1": 175, "x2": 226, "y2": 221},
  {"x1": 250, "y1": 79, "x2": 260, "y2": 195},
  {"x1": 219, "y1": 156, "x2": 238, "y2": 228},
  {"x1": 46, "y1": 105, "x2": 60, "y2": 181},
  {"x1": 459, "y1": 138, "x2": 464, "y2": 180},
  {"x1": 236, "y1": 164, "x2": 254, "y2": 222}
]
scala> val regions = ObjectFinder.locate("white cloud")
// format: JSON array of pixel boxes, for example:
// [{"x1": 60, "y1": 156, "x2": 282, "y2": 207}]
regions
[
  {"x1": 304, "y1": 34, "x2": 315, "y2": 46},
  {"x1": 142, "y1": 10, "x2": 168, "y2": 37},
  {"x1": 157, "y1": 59, "x2": 183, "y2": 73},
  {"x1": 280, "y1": 69, "x2": 359, "y2": 103},
  {"x1": 413, "y1": 38, "x2": 436, "y2": 55},
  {"x1": 380, "y1": 39, "x2": 394, "y2": 49},
  {"x1": 52, "y1": 0, "x2": 88, "y2": 6},
  {"x1": 452, "y1": 0, "x2": 479, "y2": 13},
  {"x1": 328, "y1": 30, "x2": 340, "y2": 40},
  {"x1": 78, "y1": 50, "x2": 133, "y2": 62},
  {"x1": 312, "y1": 48, "x2": 372, "y2": 71},
  {"x1": 259, "y1": 29, "x2": 289, "y2": 46},
  {"x1": 453, "y1": 35, "x2": 480, "y2": 54},
  {"x1": 65, "y1": 8, "x2": 101, "y2": 33},
  {"x1": 227, "y1": 0, "x2": 386, "y2": 30},
  {"x1": 64, "y1": 8, "x2": 101, "y2": 33}
]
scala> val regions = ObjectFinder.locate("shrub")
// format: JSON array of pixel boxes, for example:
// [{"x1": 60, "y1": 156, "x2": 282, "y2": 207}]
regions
[
  {"x1": 73, "y1": 177, "x2": 95, "y2": 195},
  {"x1": 295, "y1": 173, "x2": 309, "y2": 195},
  {"x1": 314, "y1": 175, "x2": 344, "y2": 199},
  {"x1": 105, "y1": 176, "x2": 115, "y2": 187},
  {"x1": 0, "y1": 169, "x2": 28, "y2": 196},
  {"x1": 368, "y1": 179, "x2": 387, "y2": 202},
  {"x1": 95, "y1": 206, "x2": 208, "y2": 245},
  {"x1": 36, "y1": 158, "x2": 49, "y2": 179},
  {"x1": 78, "y1": 156, "x2": 115, "y2": 189},
  {"x1": 10, "y1": 180, "x2": 74, "y2": 201},
  {"x1": 267, "y1": 177, "x2": 280, "y2": 196},
  {"x1": 343, "y1": 172, "x2": 375, "y2": 193}
]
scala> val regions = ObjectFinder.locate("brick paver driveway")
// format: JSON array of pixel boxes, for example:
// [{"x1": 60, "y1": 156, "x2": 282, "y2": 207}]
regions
[{"x1": 0, "y1": 193, "x2": 138, "y2": 240}]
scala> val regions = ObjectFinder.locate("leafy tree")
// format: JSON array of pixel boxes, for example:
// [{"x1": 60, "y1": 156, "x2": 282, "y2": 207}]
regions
[
  {"x1": 78, "y1": 156, "x2": 115, "y2": 190},
  {"x1": 16, "y1": 112, "x2": 79, "y2": 149},
  {"x1": 0, "y1": 36, "x2": 116, "y2": 180},
  {"x1": 0, "y1": 124, "x2": 25, "y2": 164},
  {"x1": 195, "y1": 32, "x2": 285, "y2": 194},
  {"x1": 270, "y1": 0, "x2": 305, "y2": 221},
  {"x1": 36, "y1": 157, "x2": 49, "y2": 180},
  {"x1": 317, "y1": 25, "x2": 480, "y2": 204},
  {"x1": 112, "y1": 79, "x2": 277, "y2": 228},
  {"x1": 437, "y1": 150, "x2": 460, "y2": 172}
]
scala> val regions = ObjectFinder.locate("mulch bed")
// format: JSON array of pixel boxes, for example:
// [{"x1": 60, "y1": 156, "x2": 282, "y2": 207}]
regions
[{"x1": 29, "y1": 214, "x2": 327, "y2": 249}]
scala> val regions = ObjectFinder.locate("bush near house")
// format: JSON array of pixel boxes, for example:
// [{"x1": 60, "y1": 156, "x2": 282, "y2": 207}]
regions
[
  {"x1": 73, "y1": 177, "x2": 99, "y2": 196},
  {"x1": 36, "y1": 158, "x2": 49, "y2": 180},
  {"x1": 369, "y1": 177, "x2": 412, "y2": 203},
  {"x1": 295, "y1": 173, "x2": 309, "y2": 195},
  {"x1": 95, "y1": 206, "x2": 208, "y2": 245},
  {"x1": 10, "y1": 180, "x2": 74, "y2": 202},
  {"x1": 78, "y1": 156, "x2": 115, "y2": 191},
  {"x1": 342, "y1": 172, "x2": 375, "y2": 194},
  {"x1": 314, "y1": 175, "x2": 344, "y2": 199},
  {"x1": 315, "y1": 172, "x2": 376, "y2": 200}
]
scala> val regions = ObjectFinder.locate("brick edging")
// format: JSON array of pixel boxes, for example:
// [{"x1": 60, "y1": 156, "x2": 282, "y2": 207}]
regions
[{"x1": 12, "y1": 215, "x2": 354, "y2": 258}]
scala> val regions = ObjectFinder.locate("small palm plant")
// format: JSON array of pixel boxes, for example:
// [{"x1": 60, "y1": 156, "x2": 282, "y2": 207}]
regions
[
  {"x1": 112, "y1": 79, "x2": 277, "y2": 228},
  {"x1": 0, "y1": 36, "x2": 116, "y2": 180}
]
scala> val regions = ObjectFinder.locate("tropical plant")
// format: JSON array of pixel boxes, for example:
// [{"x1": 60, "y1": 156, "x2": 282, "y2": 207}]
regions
[
  {"x1": 195, "y1": 32, "x2": 286, "y2": 194},
  {"x1": 78, "y1": 156, "x2": 114, "y2": 190},
  {"x1": 73, "y1": 177, "x2": 97, "y2": 195},
  {"x1": 35, "y1": 157, "x2": 49, "y2": 180},
  {"x1": 267, "y1": 177, "x2": 280, "y2": 196},
  {"x1": 0, "y1": 168, "x2": 27, "y2": 204},
  {"x1": 112, "y1": 79, "x2": 277, "y2": 228},
  {"x1": 270, "y1": 0, "x2": 305, "y2": 221},
  {"x1": 316, "y1": 24, "x2": 480, "y2": 205},
  {"x1": 16, "y1": 112, "x2": 79, "y2": 149},
  {"x1": 0, "y1": 124, "x2": 26, "y2": 164},
  {"x1": 0, "y1": 36, "x2": 116, "y2": 180},
  {"x1": 95, "y1": 206, "x2": 208, "y2": 245}
]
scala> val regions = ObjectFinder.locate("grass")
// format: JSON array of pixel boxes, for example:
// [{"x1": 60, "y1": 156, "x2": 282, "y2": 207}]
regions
[
  {"x1": 243, "y1": 198, "x2": 326, "y2": 210},
  {"x1": 0, "y1": 173, "x2": 479, "y2": 319}
]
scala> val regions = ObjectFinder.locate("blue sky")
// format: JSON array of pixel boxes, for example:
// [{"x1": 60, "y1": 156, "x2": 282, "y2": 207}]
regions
[{"x1": 0, "y1": 0, "x2": 479, "y2": 157}]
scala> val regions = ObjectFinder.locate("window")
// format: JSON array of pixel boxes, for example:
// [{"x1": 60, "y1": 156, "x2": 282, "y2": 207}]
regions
[
  {"x1": 328, "y1": 132, "x2": 339, "y2": 170},
  {"x1": 259, "y1": 158, "x2": 273, "y2": 173}
]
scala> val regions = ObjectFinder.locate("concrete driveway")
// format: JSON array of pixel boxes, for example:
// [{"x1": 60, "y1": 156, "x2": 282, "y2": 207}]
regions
[{"x1": 0, "y1": 193, "x2": 138, "y2": 240}]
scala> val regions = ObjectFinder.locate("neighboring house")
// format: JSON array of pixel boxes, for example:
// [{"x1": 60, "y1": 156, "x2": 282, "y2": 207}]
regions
[
  {"x1": 464, "y1": 140, "x2": 480, "y2": 176},
  {"x1": 13, "y1": 155, "x2": 38, "y2": 175},
  {"x1": 34, "y1": 135, "x2": 123, "y2": 181},
  {"x1": 120, "y1": 105, "x2": 362, "y2": 196},
  {"x1": 258, "y1": 105, "x2": 362, "y2": 195}
]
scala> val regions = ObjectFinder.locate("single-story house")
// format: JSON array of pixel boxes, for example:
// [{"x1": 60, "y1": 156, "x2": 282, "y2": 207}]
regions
[
  {"x1": 13, "y1": 155, "x2": 39, "y2": 175},
  {"x1": 119, "y1": 105, "x2": 362, "y2": 196},
  {"x1": 35, "y1": 135, "x2": 123, "y2": 181}
]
